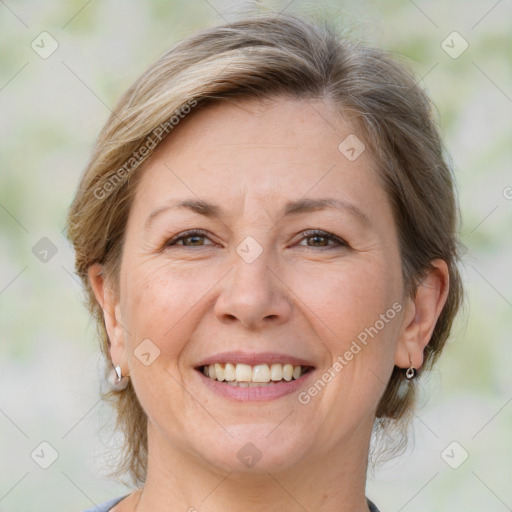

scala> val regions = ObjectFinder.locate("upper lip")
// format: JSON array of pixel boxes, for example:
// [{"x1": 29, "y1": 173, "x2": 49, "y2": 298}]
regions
[{"x1": 196, "y1": 351, "x2": 315, "y2": 368}]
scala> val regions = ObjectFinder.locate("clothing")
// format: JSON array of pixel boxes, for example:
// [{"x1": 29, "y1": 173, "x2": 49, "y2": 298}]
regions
[
  {"x1": 80, "y1": 494, "x2": 127, "y2": 512},
  {"x1": 81, "y1": 494, "x2": 382, "y2": 511},
  {"x1": 368, "y1": 497, "x2": 382, "y2": 511}
]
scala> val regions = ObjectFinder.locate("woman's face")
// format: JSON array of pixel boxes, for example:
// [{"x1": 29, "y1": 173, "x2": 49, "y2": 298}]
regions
[{"x1": 110, "y1": 97, "x2": 411, "y2": 473}]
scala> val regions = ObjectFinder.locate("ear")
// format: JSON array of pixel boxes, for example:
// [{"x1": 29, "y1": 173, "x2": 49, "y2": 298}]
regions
[
  {"x1": 394, "y1": 259, "x2": 450, "y2": 370},
  {"x1": 88, "y1": 263, "x2": 129, "y2": 377}
]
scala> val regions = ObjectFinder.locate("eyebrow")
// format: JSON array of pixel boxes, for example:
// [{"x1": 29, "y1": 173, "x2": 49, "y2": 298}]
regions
[{"x1": 145, "y1": 197, "x2": 371, "y2": 230}]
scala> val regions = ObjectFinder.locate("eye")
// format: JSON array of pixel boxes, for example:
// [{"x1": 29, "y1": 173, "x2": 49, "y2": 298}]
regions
[
  {"x1": 297, "y1": 229, "x2": 348, "y2": 249},
  {"x1": 165, "y1": 229, "x2": 348, "y2": 250},
  {"x1": 166, "y1": 229, "x2": 215, "y2": 248}
]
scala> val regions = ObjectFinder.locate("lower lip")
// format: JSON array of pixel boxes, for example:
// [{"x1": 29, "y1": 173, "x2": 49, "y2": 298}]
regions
[{"x1": 196, "y1": 370, "x2": 315, "y2": 402}]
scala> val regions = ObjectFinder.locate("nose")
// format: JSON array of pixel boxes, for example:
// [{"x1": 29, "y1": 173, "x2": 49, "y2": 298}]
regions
[{"x1": 213, "y1": 246, "x2": 292, "y2": 331}]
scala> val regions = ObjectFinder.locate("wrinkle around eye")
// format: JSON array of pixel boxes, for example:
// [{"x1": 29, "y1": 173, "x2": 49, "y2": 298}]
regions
[{"x1": 145, "y1": 220, "x2": 379, "y2": 255}]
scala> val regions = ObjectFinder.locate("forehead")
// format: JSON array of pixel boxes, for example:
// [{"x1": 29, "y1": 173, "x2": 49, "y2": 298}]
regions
[{"x1": 129, "y1": 96, "x2": 387, "y2": 224}]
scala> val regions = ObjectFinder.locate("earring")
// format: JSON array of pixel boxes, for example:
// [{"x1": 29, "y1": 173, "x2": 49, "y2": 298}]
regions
[
  {"x1": 109, "y1": 363, "x2": 129, "y2": 390},
  {"x1": 405, "y1": 357, "x2": 416, "y2": 380},
  {"x1": 115, "y1": 364, "x2": 122, "y2": 382}
]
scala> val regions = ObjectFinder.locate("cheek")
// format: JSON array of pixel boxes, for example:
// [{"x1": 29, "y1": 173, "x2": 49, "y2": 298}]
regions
[
  {"x1": 290, "y1": 260, "x2": 403, "y2": 448},
  {"x1": 121, "y1": 260, "x2": 215, "y2": 358},
  {"x1": 293, "y1": 257, "x2": 401, "y2": 349},
  {"x1": 119, "y1": 264, "x2": 207, "y2": 428}
]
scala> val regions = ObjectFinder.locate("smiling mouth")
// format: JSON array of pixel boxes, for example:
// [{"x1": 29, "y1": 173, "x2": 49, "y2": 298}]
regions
[{"x1": 197, "y1": 363, "x2": 313, "y2": 387}]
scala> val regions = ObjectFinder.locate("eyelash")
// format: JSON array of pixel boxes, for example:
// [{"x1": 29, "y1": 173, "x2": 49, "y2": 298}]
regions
[{"x1": 166, "y1": 229, "x2": 348, "y2": 250}]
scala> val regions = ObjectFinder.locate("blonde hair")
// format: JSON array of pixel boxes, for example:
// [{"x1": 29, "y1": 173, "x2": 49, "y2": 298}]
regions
[{"x1": 66, "y1": 12, "x2": 464, "y2": 486}]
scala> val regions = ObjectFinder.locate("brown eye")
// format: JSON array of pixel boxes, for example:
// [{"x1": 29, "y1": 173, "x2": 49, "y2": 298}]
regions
[
  {"x1": 298, "y1": 230, "x2": 348, "y2": 249},
  {"x1": 167, "y1": 230, "x2": 214, "y2": 248}
]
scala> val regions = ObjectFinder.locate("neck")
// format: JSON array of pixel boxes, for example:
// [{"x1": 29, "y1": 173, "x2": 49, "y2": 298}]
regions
[{"x1": 136, "y1": 422, "x2": 372, "y2": 512}]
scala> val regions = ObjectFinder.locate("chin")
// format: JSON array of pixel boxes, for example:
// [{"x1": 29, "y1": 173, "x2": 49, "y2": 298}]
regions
[{"x1": 193, "y1": 424, "x2": 313, "y2": 474}]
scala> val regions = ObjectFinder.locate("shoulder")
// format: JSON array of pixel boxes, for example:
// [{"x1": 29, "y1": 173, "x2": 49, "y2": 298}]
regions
[{"x1": 79, "y1": 495, "x2": 128, "y2": 512}]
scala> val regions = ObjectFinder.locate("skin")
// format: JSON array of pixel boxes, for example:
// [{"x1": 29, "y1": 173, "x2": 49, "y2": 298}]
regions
[{"x1": 89, "y1": 97, "x2": 449, "y2": 512}]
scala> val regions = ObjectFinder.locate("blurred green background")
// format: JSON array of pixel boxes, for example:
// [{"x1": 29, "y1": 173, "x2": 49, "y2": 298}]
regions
[{"x1": 1, "y1": 1, "x2": 511, "y2": 511}]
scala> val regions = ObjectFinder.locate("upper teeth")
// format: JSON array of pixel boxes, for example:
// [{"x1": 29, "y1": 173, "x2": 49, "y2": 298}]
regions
[{"x1": 202, "y1": 363, "x2": 306, "y2": 383}]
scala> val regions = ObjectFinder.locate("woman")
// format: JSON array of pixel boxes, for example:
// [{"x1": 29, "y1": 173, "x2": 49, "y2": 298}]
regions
[{"x1": 67, "y1": 12, "x2": 464, "y2": 512}]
